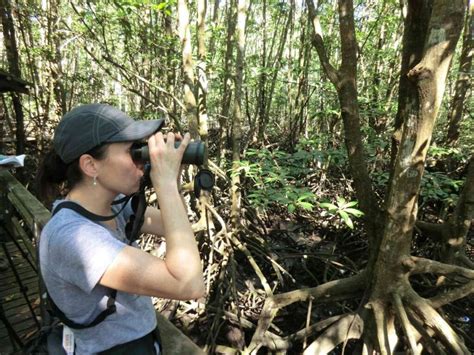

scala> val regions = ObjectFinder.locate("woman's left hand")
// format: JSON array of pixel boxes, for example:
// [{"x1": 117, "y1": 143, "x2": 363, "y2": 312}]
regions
[{"x1": 147, "y1": 132, "x2": 190, "y2": 190}]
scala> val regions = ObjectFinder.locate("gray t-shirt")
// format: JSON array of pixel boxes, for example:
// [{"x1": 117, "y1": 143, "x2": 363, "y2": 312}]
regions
[{"x1": 39, "y1": 197, "x2": 157, "y2": 354}]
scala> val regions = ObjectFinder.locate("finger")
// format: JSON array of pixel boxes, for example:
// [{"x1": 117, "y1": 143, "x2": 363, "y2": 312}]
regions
[
  {"x1": 166, "y1": 132, "x2": 175, "y2": 147},
  {"x1": 182, "y1": 132, "x2": 191, "y2": 145},
  {"x1": 177, "y1": 133, "x2": 191, "y2": 153},
  {"x1": 150, "y1": 131, "x2": 164, "y2": 146},
  {"x1": 156, "y1": 131, "x2": 164, "y2": 144}
]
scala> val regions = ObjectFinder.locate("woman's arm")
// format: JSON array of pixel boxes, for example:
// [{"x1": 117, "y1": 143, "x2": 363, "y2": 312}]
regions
[
  {"x1": 141, "y1": 207, "x2": 164, "y2": 236},
  {"x1": 99, "y1": 132, "x2": 204, "y2": 300}
]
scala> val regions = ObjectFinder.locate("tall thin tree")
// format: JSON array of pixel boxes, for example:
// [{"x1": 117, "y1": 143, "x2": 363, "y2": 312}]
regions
[
  {"x1": 0, "y1": 0, "x2": 25, "y2": 155},
  {"x1": 231, "y1": 0, "x2": 249, "y2": 229},
  {"x1": 178, "y1": 0, "x2": 199, "y2": 137},
  {"x1": 445, "y1": 1, "x2": 473, "y2": 145}
]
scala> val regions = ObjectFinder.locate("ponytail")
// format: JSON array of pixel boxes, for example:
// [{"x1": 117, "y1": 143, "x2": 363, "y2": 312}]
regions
[
  {"x1": 36, "y1": 149, "x2": 74, "y2": 207},
  {"x1": 36, "y1": 144, "x2": 108, "y2": 208}
]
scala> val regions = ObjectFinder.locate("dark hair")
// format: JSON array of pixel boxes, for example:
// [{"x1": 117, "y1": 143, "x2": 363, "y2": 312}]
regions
[{"x1": 36, "y1": 144, "x2": 109, "y2": 208}]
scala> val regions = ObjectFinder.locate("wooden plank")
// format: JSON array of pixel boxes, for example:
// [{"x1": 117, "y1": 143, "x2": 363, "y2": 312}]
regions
[
  {"x1": 2, "y1": 288, "x2": 39, "y2": 307},
  {"x1": 0, "y1": 266, "x2": 37, "y2": 279},
  {"x1": 7, "y1": 305, "x2": 39, "y2": 326},
  {"x1": 0, "y1": 271, "x2": 38, "y2": 286},
  {"x1": 0, "y1": 238, "x2": 40, "y2": 351},
  {"x1": 8, "y1": 216, "x2": 37, "y2": 262},
  {"x1": 2, "y1": 295, "x2": 39, "y2": 313},
  {"x1": 2, "y1": 284, "x2": 39, "y2": 299},
  {"x1": 0, "y1": 171, "x2": 51, "y2": 238}
]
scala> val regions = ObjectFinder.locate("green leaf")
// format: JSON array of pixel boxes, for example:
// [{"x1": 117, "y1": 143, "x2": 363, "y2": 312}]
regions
[
  {"x1": 339, "y1": 210, "x2": 354, "y2": 229},
  {"x1": 319, "y1": 202, "x2": 338, "y2": 212},
  {"x1": 343, "y1": 201, "x2": 358, "y2": 208},
  {"x1": 288, "y1": 204, "x2": 296, "y2": 213},
  {"x1": 336, "y1": 196, "x2": 346, "y2": 206},
  {"x1": 297, "y1": 192, "x2": 315, "y2": 201},
  {"x1": 344, "y1": 208, "x2": 364, "y2": 217},
  {"x1": 298, "y1": 202, "x2": 314, "y2": 211}
]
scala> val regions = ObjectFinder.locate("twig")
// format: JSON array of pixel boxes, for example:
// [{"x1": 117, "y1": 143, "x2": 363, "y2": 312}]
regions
[
  {"x1": 229, "y1": 233, "x2": 273, "y2": 296},
  {"x1": 303, "y1": 296, "x2": 313, "y2": 349}
]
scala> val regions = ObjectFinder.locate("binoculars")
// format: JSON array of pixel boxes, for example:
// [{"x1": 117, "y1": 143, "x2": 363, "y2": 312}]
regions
[{"x1": 130, "y1": 141, "x2": 206, "y2": 165}]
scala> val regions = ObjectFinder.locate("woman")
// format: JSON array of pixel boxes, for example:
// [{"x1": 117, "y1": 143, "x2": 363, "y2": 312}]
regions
[{"x1": 37, "y1": 103, "x2": 205, "y2": 354}]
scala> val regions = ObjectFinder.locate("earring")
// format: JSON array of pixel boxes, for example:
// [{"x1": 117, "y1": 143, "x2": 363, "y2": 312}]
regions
[{"x1": 93, "y1": 176, "x2": 97, "y2": 186}]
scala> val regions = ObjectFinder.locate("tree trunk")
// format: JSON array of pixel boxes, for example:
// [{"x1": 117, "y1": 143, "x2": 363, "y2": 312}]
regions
[
  {"x1": 164, "y1": 12, "x2": 177, "y2": 117},
  {"x1": 217, "y1": 0, "x2": 236, "y2": 165},
  {"x1": 445, "y1": 2, "x2": 473, "y2": 145},
  {"x1": 178, "y1": 0, "x2": 199, "y2": 137},
  {"x1": 197, "y1": 0, "x2": 209, "y2": 142},
  {"x1": 389, "y1": 1, "x2": 432, "y2": 173},
  {"x1": 207, "y1": 0, "x2": 220, "y2": 60},
  {"x1": 258, "y1": 4, "x2": 293, "y2": 142},
  {"x1": 230, "y1": 0, "x2": 249, "y2": 229},
  {"x1": 368, "y1": 0, "x2": 467, "y2": 348},
  {"x1": 194, "y1": 0, "x2": 215, "y2": 235},
  {"x1": 289, "y1": 5, "x2": 311, "y2": 147},
  {"x1": 0, "y1": 0, "x2": 25, "y2": 155},
  {"x1": 254, "y1": 0, "x2": 267, "y2": 144},
  {"x1": 49, "y1": 0, "x2": 67, "y2": 117},
  {"x1": 306, "y1": 0, "x2": 382, "y2": 258}
]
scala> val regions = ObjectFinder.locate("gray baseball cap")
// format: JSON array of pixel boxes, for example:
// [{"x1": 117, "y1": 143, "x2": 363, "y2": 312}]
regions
[{"x1": 54, "y1": 103, "x2": 165, "y2": 164}]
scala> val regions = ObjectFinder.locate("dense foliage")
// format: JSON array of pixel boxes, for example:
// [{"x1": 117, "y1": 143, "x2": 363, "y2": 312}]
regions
[{"x1": 1, "y1": 0, "x2": 472, "y2": 353}]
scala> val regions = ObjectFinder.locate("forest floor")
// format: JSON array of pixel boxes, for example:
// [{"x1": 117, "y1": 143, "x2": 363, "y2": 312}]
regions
[{"x1": 154, "y1": 209, "x2": 474, "y2": 353}]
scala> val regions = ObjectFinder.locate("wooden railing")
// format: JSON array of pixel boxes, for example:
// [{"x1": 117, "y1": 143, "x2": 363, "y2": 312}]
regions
[{"x1": 0, "y1": 170, "x2": 203, "y2": 355}]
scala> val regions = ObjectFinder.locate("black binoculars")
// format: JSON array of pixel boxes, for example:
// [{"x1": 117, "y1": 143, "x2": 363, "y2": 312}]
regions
[{"x1": 130, "y1": 141, "x2": 206, "y2": 165}]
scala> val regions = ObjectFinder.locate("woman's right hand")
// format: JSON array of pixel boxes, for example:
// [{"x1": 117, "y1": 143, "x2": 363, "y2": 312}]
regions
[{"x1": 147, "y1": 132, "x2": 190, "y2": 190}]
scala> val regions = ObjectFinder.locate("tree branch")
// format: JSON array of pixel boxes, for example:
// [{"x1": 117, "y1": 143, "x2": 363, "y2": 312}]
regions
[
  {"x1": 402, "y1": 256, "x2": 474, "y2": 279},
  {"x1": 430, "y1": 280, "x2": 474, "y2": 308},
  {"x1": 247, "y1": 271, "x2": 366, "y2": 352},
  {"x1": 305, "y1": 0, "x2": 340, "y2": 87},
  {"x1": 415, "y1": 220, "x2": 448, "y2": 242}
]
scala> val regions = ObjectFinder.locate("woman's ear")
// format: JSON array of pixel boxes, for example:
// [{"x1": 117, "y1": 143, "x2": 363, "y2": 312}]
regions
[{"x1": 78, "y1": 154, "x2": 98, "y2": 179}]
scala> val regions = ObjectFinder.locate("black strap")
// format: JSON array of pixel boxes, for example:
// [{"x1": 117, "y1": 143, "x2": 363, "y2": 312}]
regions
[
  {"x1": 52, "y1": 196, "x2": 132, "y2": 221},
  {"x1": 126, "y1": 192, "x2": 146, "y2": 243},
  {"x1": 125, "y1": 164, "x2": 150, "y2": 243},
  {"x1": 49, "y1": 290, "x2": 117, "y2": 330}
]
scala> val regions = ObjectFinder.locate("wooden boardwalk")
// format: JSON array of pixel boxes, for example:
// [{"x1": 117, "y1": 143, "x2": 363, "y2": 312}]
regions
[{"x1": 0, "y1": 227, "x2": 41, "y2": 354}]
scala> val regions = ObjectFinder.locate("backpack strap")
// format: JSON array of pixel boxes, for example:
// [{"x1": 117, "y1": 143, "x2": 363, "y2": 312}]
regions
[
  {"x1": 48, "y1": 290, "x2": 117, "y2": 330},
  {"x1": 52, "y1": 196, "x2": 132, "y2": 220},
  {"x1": 45, "y1": 196, "x2": 134, "y2": 329}
]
